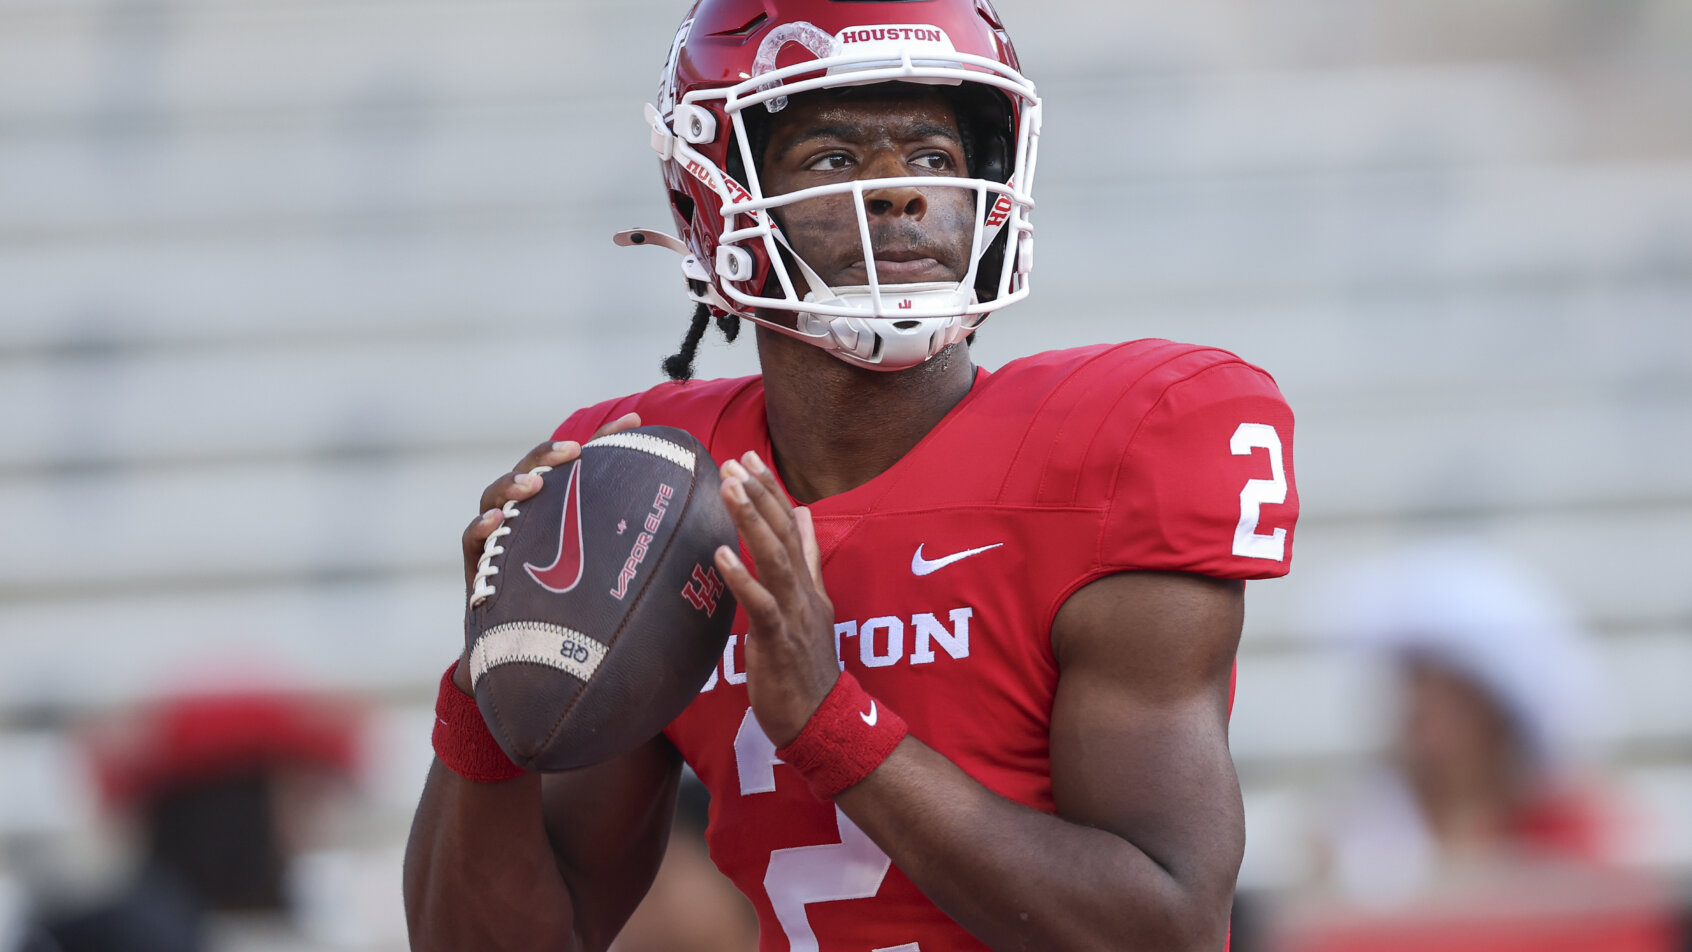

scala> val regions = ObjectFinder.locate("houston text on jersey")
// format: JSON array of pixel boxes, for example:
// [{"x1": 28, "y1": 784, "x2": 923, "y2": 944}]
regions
[{"x1": 700, "y1": 606, "x2": 974, "y2": 692}]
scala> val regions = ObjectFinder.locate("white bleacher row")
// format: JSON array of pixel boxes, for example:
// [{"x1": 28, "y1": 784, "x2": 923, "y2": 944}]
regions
[
  {"x1": 5, "y1": 0, "x2": 1683, "y2": 121},
  {"x1": 3, "y1": 160, "x2": 1688, "y2": 353},
  {"x1": 2, "y1": 333, "x2": 1688, "y2": 522},
  {"x1": 0, "y1": 102, "x2": 626, "y2": 238},
  {"x1": 1064, "y1": 65, "x2": 1578, "y2": 173},
  {"x1": 0, "y1": 575, "x2": 464, "y2": 715},
  {"x1": 7, "y1": 162, "x2": 1689, "y2": 337},
  {"x1": 0, "y1": 0, "x2": 651, "y2": 126},
  {"x1": 0, "y1": 220, "x2": 658, "y2": 351},
  {"x1": 0, "y1": 328, "x2": 711, "y2": 471},
  {"x1": 0, "y1": 63, "x2": 1587, "y2": 233},
  {"x1": 5, "y1": 253, "x2": 1687, "y2": 464},
  {"x1": 0, "y1": 380, "x2": 1685, "y2": 601},
  {"x1": 1231, "y1": 626, "x2": 1692, "y2": 766},
  {"x1": 1027, "y1": 163, "x2": 1692, "y2": 307},
  {"x1": 0, "y1": 0, "x2": 1455, "y2": 127},
  {"x1": 1242, "y1": 506, "x2": 1692, "y2": 642},
  {"x1": 5, "y1": 101, "x2": 1688, "y2": 287}
]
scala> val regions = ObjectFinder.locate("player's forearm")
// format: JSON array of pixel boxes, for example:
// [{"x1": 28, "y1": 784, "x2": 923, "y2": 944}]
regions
[
  {"x1": 403, "y1": 763, "x2": 580, "y2": 952},
  {"x1": 836, "y1": 737, "x2": 1238, "y2": 952}
]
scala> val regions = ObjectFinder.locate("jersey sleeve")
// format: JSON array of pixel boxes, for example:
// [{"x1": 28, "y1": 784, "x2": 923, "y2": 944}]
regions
[
  {"x1": 548, "y1": 394, "x2": 644, "y2": 445},
  {"x1": 546, "y1": 376, "x2": 760, "y2": 458},
  {"x1": 1099, "y1": 359, "x2": 1299, "y2": 579}
]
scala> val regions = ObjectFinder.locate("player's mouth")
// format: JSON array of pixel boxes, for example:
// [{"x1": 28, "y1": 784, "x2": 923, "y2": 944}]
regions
[{"x1": 841, "y1": 250, "x2": 957, "y2": 284}]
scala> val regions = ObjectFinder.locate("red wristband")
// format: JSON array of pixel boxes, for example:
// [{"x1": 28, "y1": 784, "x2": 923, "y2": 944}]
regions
[
  {"x1": 432, "y1": 663, "x2": 525, "y2": 783},
  {"x1": 776, "y1": 671, "x2": 908, "y2": 800}
]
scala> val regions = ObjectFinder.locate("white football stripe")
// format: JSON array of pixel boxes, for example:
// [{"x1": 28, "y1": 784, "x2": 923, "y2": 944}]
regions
[
  {"x1": 469, "y1": 622, "x2": 608, "y2": 688},
  {"x1": 585, "y1": 432, "x2": 696, "y2": 471}
]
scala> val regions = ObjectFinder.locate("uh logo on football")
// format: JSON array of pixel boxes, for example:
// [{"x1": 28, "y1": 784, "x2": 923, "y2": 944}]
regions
[{"x1": 698, "y1": 606, "x2": 974, "y2": 693}]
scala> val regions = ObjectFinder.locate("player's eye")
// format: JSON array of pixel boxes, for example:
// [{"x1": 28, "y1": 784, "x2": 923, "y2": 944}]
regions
[
  {"x1": 911, "y1": 152, "x2": 956, "y2": 173},
  {"x1": 805, "y1": 153, "x2": 854, "y2": 172}
]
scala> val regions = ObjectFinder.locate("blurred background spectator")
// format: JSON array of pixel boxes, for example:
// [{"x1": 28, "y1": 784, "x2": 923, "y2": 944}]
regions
[
  {"x1": 17, "y1": 684, "x2": 366, "y2": 952},
  {"x1": 1247, "y1": 540, "x2": 1684, "y2": 952},
  {"x1": 1, "y1": 0, "x2": 1688, "y2": 949},
  {"x1": 1309, "y1": 540, "x2": 1612, "y2": 901}
]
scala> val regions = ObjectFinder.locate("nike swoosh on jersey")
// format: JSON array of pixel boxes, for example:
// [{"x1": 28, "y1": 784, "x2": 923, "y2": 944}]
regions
[
  {"x1": 524, "y1": 463, "x2": 585, "y2": 593},
  {"x1": 910, "y1": 542, "x2": 1005, "y2": 576},
  {"x1": 860, "y1": 701, "x2": 878, "y2": 727}
]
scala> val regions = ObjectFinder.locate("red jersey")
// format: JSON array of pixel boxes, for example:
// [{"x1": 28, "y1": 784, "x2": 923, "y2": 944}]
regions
[{"x1": 552, "y1": 340, "x2": 1299, "y2": 952}]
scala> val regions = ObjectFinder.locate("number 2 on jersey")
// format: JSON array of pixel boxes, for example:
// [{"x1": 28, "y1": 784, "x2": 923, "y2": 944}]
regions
[
  {"x1": 735, "y1": 707, "x2": 906, "y2": 952},
  {"x1": 1230, "y1": 423, "x2": 1288, "y2": 561}
]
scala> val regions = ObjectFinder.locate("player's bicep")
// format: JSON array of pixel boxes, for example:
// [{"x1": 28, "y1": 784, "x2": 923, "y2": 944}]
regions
[
  {"x1": 1049, "y1": 571, "x2": 1244, "y2": 898},
  {"x1": 540, "y1": 733, "x2": 684, "y2": 952}
]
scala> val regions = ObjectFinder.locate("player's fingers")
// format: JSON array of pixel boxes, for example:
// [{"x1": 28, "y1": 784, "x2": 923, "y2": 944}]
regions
[
  {"x1": 740, "y1": 450, "x2": 811, "y2": 561},
  {"x1": 794, "y1": 507, "x2": 823, "y2": 588},
  {"x1": 590, "y1": 411, "x2": 642, "y2": 440},
  {"x1": 476, "y1": 467, "x2": 551, "y2": 516},
  {"x1": 739, "y1": 451, "x2": 791, "y2": 514},
  {"x1": 720, "y1": 470, "x2": 797, "y2": 585},
  {"x1": 714, "y1": 544, "x2": 779, "y2": 629},
  {"x1": 494, "y1": 414, "x2": 636, "y2": 504},
  {"x1": 514, "y1": 438, "x2": 580, "y2": 475},
  {"x1": 461, "y1": 507, "x2": 505, "y2": 590},
  {"x1": 720, "y1": 473, "x2": 792, "y2": 579},
  {"x1": 729, "y1": 457, "x2": 807, "y2": 570}
]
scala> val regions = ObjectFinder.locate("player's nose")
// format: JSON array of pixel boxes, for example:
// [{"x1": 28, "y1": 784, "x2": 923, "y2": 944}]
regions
[
  {"x1": 862, "y1": 151, "x2": 928, "y2": 221},
  {"x1": 865, "y1": 187, "x2": 926, "y2": 220}
]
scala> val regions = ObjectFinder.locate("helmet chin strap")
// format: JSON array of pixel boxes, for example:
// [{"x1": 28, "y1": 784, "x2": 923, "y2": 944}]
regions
[
  {"x1": 765, "y1": 230, "x2": 979, "y2": 371},
  {"x1": 792, "y1": 284, "x2": 975, "y2": 370}
]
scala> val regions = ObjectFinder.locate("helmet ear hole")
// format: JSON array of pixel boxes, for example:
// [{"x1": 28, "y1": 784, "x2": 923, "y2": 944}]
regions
[{"x1": 670, "y1": 190, "x2": 696, "y2": 229}]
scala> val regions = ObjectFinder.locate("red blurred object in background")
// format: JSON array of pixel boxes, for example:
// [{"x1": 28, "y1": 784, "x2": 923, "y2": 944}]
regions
[
  {"x1": 86, "y1": 690, "x2": 363, "y2": 808},
  {"x1": 1277, "y1": 866, "x2": 1683, "y2": 952}
]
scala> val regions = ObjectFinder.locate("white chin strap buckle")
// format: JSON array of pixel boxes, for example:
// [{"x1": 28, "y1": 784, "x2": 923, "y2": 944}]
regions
[
  {"x1": 793, "y1": 284, "x2": 976, "y2": 370},
  {"x1": 801, "y1": 282, "x2": 973, "y2": 318}
]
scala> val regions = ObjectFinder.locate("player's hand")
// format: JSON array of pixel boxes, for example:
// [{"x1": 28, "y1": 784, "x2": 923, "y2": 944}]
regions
[
  {"x1": 714, "y1": 451, "x2": 838, "y2": 747},
  {"x1": 454, "y1": 412, "x2": 642, "y2": 692}
]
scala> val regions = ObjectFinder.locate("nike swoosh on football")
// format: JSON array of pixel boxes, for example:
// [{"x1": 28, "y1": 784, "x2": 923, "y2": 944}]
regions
[
  {"x1": 911, "y1": 542, "x2": 1005, "y2": 576},
  {"x1": 524, "y1": 463, "x2": 586, "y2": 593},
  {"x1": 860, "y1": 701, "x2": 878, "y2": 727}
]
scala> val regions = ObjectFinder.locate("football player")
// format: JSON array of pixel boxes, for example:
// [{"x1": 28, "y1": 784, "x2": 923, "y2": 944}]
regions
[{"x1": 405, "y1": 1, "x2": 1300, "y2": 950}]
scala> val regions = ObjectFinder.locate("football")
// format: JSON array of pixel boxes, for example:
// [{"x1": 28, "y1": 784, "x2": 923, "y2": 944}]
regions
[{"x1": 465, "y1": 426, "x2": 737, "y2": 771}]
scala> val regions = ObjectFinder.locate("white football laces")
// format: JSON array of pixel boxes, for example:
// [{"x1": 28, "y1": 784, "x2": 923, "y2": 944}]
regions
[{"x1": 469, "y1": 464, "x2": 552, "y2": 607}]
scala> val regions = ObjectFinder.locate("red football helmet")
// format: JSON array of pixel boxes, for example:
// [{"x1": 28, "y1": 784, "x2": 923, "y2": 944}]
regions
[{"x1": 617, "y1": 0, "x2": 1041, "y2": 371}]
